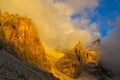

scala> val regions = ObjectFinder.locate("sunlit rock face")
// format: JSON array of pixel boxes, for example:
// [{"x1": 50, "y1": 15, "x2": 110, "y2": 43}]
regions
[
  {"x1": 56, "y1": 41, "x2": 98, "y2": 78},
  {"x1": 0, "y1": 12, "x2": 46, "y2": 69},
  {"x1": 56, "y1": 53, "x2": 81, "y2": 78}
]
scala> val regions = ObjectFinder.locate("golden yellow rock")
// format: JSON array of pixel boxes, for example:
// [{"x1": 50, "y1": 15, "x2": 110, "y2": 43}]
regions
[
  {"x1": 56, "y1": 41, "x2": 98, "y2": 78},
  {"x1": 73, "y1": 41, "x2": 98, "y2": 65},
  {"x1": 0, "y1": 12, "x2": 46, "y2": 69}
]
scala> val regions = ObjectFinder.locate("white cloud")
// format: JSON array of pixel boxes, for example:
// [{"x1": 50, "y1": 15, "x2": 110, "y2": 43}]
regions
[
  {"x1": 89, "y1": 23, "x2": 98, "y2": 31},
  {"x1": 0, "y1": 0, "x2": 100, "y2": 49},
  {"x1": 48, "y1": 0, "x2": 98, "y2": 11}
]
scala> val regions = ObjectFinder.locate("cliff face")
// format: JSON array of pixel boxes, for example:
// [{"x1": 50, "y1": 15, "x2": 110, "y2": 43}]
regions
[{"x1": 0, "y1": 12, "x2": 45, "y2": 69}]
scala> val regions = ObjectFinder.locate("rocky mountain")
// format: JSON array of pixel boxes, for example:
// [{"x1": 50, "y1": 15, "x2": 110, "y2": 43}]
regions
[
  {"x1": 0, "y1": 11, "x2": 115, "y2": 80},
  {"x1": 0, "y1": 12, "x2": 46, "y2": 69}
]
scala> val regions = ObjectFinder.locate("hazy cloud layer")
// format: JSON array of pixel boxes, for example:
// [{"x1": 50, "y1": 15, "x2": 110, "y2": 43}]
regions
[
  {"x1": 43, "y1": 0, "x2": 98, "y2": 11},
  {"x1": 0, "y1": 0, "x2": 100, "y2": 49},
  {"x1": 101, "y1": 17, "x2": 120, "y2": 74}
]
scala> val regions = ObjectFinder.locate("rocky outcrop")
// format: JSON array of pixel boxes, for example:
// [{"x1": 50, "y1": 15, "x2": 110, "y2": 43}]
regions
[
  {"x1": 0, "y1": 12, "x2": 46, "y2": 69},
  {"x1": 0, "y1": 49, "x2": 59, "y2": 80},
  {"x1": 56, "y1": 41, "x2": 97, "y2": 78},
  {"x1": 56, "y1": 41, "x2": 113, "y2": 79},
  {"x1": 56, "y1": 53, "x2": 81, "y2": 78}
]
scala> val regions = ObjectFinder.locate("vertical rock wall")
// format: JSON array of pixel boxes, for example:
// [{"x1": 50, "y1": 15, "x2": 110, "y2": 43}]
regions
[{"x1": 0, "y1": 12, "x2": 46, "y2": 69}]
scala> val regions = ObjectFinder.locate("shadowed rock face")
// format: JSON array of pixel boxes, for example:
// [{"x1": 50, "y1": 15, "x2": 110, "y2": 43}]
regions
[
  {"x1": 0, "y1": 12, "x2": 46, "y2": 69},
  {"x1": 0, "y1": 49, "x2": 59, "y2": 80}
]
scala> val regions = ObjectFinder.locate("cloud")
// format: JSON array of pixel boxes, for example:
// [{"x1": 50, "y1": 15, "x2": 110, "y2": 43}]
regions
[
  {"x1": 46, "y1": 0, "x2": 98, "y2": 11},
  {"x1": 101, "y1": 16, "x2": 120, "y2": 74},
  {"x1": 0, "y1": 0, "x2": 100, "y2": 49}
]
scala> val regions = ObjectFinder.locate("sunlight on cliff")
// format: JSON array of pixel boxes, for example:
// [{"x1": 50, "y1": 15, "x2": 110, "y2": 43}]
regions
[
  {"x1": 0, "y1": 12, "x2": 100, "y2": 80},
  {"x1": 45, "y1": 41, "x2": 98, "y2": 80},
  {"x1": 0, "y1": 12, "x2": 45, "y2": 69},
  {"x1": 45, "y1": 50, "x2": 74, "y2": 80}
]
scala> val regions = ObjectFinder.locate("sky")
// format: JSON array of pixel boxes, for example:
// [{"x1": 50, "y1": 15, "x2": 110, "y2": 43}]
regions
[
  {"x1": 71, "y1": 0, "x2": 120, "y2": 37},
  {"x1": 92, "y1": 0, "x2": 120, "y2": 37},
  {"x1": 0, "y1": 0, "x2": 120, "y2": 74}
]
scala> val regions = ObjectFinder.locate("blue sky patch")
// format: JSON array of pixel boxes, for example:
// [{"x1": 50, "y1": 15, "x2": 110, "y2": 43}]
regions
[{"x1": 70, "y1": 0, "x2": 120, "y2": 37}]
